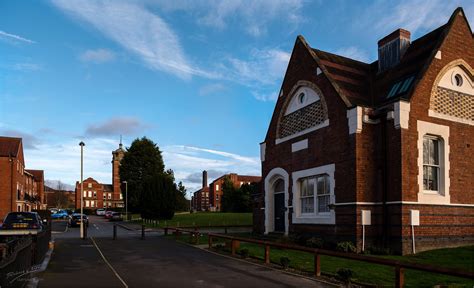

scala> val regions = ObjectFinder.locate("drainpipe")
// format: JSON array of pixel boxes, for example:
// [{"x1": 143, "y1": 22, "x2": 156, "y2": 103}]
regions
[{"x1": 10, "y1": 154, "x2": 14, "y2": 212}]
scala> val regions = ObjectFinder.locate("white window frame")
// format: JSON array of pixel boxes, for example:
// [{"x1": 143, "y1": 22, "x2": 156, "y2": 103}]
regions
[
  {"x1": 88, "y1": 183, "x2": 92, "y2": 188},
  {"x1": 292, "y1": 164, "x2": 335, "y2": 225},
  {"x1": 422, "y1": 135, "x2": 441, "y2": 193},
  {"x1": 215, "y1": 184, "x2": 219, "y2": 191},
  {"x1": 417, "y1": 121, "x2": 450, "y2": 204}
]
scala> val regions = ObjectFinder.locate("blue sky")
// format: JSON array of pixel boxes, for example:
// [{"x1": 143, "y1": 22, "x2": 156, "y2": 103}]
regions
[{"x1": 1, "y1": 0, "x2": 472, "y2": 193}]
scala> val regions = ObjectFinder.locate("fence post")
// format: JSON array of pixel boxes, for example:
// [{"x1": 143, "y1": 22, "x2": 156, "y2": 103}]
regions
[
  {"x1": 231, "y1": 239, "x2": 236, "y2": 256},
  {"x1": 208, "y1": 235, "x2": 213, "y2": 248},
  {"x1": 314, "y1": 253, "x2": 321, "y2": 277},
  {"x1": 264, "y1": 244, "x2": 270, "y2": 264},
  {"x1": 395, "y1": 265, "x2": 404, "y2": 288},
  {"x1": 141, "y1": 225, "x2": 145, "y2": 240},
  {"x1": 225, "y1": 226, "x2": 228, "y2": 234},
  {"x1": 164, "y1": 227, "x2": 168, "y2": 235},
  {"x1": 113, "y1": 224, "x2": 117, "y2": 240}
]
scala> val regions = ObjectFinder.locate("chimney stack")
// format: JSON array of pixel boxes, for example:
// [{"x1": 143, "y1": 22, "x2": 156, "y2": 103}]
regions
[
  {"x1": 202, "y1": 170, "x2": 208, "y2": 188},
  {"x1": 378, "y1": 29, "x2": 410, "y2": 72}
]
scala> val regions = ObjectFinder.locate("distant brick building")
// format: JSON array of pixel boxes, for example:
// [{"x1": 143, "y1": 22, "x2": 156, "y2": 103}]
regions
[
  {"x1": 75, "y1": 143, "x2": 125, "y2": 209},
  {"x1": 45, "y1": 185, "x2": 75, "y2": 208},
  {"x1": 257, "y1": 8, "x2": 473, "y2": 254},
  {"x1": 191, "y1": 170, "x2": 261, "y2": 212},
  {"x1": 0, "y1": 136, "x2": 45, "y2": 219},
  {"x1": 209, "y1": 174, "x2": 261, "y2": 211},
  {"x1": 192, "y1": 171, "x2": 210, "y2": 211}
]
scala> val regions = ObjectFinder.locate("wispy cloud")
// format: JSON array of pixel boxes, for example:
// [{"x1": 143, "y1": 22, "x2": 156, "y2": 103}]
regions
[
  {"x1": 361, "y1": 0, "x2": 473, "y2": 38},
  {"x1": 85, "y1": 117, "x2": 148, "y2": 137},
  {"x1": 0, "y1": 30, "x2": 36, "y2": 44},
  {"x1": 198, "y1": 83, "x2": 227, "y2": 96},
  {"x1": 162, "y1": 145, "x2": 260, "y2": 192},
  {"x1": 12, "y1": 63, "x2": 42, "y2": 72},
  {"x1": 251, "y1": 91, "x2": 278, "y2": 102},
  {"x1": 154, "y1": 0, "x2": 305, "y2": 37},
  {"x1": 1, "y1": 129, "x2": 41, "y2": 149},
  {"x1": 80, "y1": 48, "x2": 115, "y2": 63},
  {"x1": 228, "y1": 49, "x2": 290, "y2": 86},
  {"x1": 334, "y1": 46, "x2": 370, "y2": 63},
  {"x1": 51, "y1": 0, "x2": 215, "y2": 79}
]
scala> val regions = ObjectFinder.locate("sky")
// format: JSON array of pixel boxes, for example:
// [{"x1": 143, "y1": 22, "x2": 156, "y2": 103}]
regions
[{"x1": 1, "y1": 0, "x2": 472, "y2": 194}]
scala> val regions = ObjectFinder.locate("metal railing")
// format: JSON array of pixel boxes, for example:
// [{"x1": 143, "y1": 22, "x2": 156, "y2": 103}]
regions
[
  {"x1": 113, "y1": 223, "x2": 146, "y2": 240},
  {"x1": 207, "y1": 233, "x2": 474, "y2": 288}
]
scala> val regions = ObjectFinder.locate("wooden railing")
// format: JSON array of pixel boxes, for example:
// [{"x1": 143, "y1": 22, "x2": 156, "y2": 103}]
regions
[{"x1": 207, "y1": 233, "x2": 474, "y2": 288}]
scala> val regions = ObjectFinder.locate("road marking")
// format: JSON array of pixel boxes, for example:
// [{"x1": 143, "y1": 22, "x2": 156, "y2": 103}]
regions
[
  {"x1": 90, "y1": 237, "x2": 128, "y2": 288},
  {"x1": 94, "y1": 224, "x2": 99, "y2": 230}
]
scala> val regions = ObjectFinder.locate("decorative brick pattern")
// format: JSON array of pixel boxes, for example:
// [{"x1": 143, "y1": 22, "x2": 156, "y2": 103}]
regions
[
  {"x1": 278, "y1": 101, "x2": 327, "y2": 138},
  {"x1": 431, "y1": 87, "x2": 474, "y2": 121}
]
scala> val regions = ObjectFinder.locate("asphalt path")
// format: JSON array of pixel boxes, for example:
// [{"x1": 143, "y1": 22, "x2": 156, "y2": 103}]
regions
[{"x1": 37, "y1": 216, "x2": 331, "y2": 288}]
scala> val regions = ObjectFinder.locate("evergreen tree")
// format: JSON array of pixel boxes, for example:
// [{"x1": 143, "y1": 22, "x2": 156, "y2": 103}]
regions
[{"x1": 119, "y1": 137, "x2": 176, "y2": 219}]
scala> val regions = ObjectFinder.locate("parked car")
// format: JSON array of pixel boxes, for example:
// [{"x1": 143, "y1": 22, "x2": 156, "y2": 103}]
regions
[
  {"x1": 96, "y1": 208, "x2": 106, "y2": 216},
  {"x1": 51, "y1": 210, "x2": 68, "y2": 219},
  {"x1": 2, "y1": 212, "x2": 45, "y2": 230},
  {"x1": 49, "y1": 208, "x2": 58, "y2": 214},
  {"x1": 68, "y1": 214, "x2": 89, "y2": 227},
  {"x1": 109, "y1": 212, "x2": 123, "y2": 222},
  {"x1": 104, "y1": 211, "x2": 114, "y2": 219}
]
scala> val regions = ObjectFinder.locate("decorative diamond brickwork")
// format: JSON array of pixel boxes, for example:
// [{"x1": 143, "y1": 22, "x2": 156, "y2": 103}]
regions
[
  {"x1": 278, "y1": 101, "x2": 327, "y2": 138},
  {"x1": 431, "y1": 87, "x2": 474, "y2": 121}
]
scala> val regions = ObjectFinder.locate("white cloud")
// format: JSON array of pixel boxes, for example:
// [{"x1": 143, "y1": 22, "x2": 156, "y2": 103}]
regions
[
  {"x1": 12, "y1": 63, "x2": 42, "y2": 72},
  {"x1": 51, "y1": 0, "x2": 215, "y2": 79},
  {"x1": 334, "y1": 46, "x2": 370, "y2": 63},
  {"x1": 224, "y1": 48, "x2": 291, "y2": 87},
  {"x1": 152, "y1": 0, "x2": 305, "y2": 37},
  {"x1": 252, "y1": 91, "x2": 278, "y2": 102},
  {"x1": 162, "y1": 145, "x2": 260, "y2": 193},
  {"x1": 0, "y1": 30, "x2": 36, "y2": 44},
  {"x1": 80, "y1": 48, "x2": 115, "y2": 63},
  {"x1": 364, "y1": 0, "x2": 473, "y2": 38},
  {"x1": 198, "y1": 83, "x2": 227, "y2": 96},
  {"x1": 24, "y1": 138, "x2": 119, "y2": 185},
  {"x1": 85, "y1": 117, "x2": 148, "y2": 136},
  {"x1": 1, "y1": 129, "x2": 41, "y2": 149}
]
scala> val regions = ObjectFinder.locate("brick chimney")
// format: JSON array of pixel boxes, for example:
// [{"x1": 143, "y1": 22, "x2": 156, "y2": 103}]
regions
[
  {"x1": 202, "y1": 170, "x2": 208, "y2": 188},
  {"x1": 378, "y1": 29, "x2": 411, "y2": 72}
]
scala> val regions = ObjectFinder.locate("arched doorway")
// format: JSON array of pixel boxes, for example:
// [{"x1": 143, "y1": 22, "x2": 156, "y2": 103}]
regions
[
  {"x1": 273, "y1": 179, "x2": 285, "y2": 232},
  {"x1": 264, "y1": 167, "x2": 289, "y2": 235}
]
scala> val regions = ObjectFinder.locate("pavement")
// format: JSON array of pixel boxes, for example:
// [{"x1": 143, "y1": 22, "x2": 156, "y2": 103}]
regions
[{"x1": 36, "y1": 216, "x2": 333, "y2": 288}]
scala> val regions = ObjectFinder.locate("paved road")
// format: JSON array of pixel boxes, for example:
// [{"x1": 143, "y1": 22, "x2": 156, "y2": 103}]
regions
[{"x1": 37, "y1": 216, "x2": 331, "y2": 288}]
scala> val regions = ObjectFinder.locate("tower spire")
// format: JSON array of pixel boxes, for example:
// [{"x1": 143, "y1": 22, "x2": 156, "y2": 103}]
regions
[{"x1": 119, "y1": 135, "x2": 123, "y2": 149}]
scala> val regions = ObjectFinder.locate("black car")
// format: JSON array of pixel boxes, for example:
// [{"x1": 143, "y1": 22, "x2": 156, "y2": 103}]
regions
[
  {"x1": 2, "y1": 212, "x2": 45, "y2": 230},
  {"x1": 68, "y1": 214, "x2": 89, "y2": 227}
]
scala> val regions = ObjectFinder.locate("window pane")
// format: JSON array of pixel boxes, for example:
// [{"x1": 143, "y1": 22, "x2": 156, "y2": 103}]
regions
[
  {"x1": 423, "y1": 166, "x2": 429, "y2": 190},
  {"x1": 301, "y1": 179, "x2": 308, "y2": 196},
  {"x1": 431, "y1": 139, "x2": 439, "y2": 165},
  {"x1": 317, "y1": 176, "x2": 326, "y2": 195},
  {"x1": 301, "y1": 197, "x2": 314, "y2": 213},
  {"x1": 430, "y1": 167, "x2": 439, "y2": 190},
  {"x1": 423, "y1": 138, "x2": 429, "y2": 164},
  {"x1": 318, "y1": 195, "x2": 330, "y2": 212},
  {"x1": 307, "y1": 178, "x2": 315, "y2": 196}
]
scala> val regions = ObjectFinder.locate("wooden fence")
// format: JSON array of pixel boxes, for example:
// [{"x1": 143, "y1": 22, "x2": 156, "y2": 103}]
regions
[{"x1": 206, "y1": 233, "x2": 473, "y2": 288}]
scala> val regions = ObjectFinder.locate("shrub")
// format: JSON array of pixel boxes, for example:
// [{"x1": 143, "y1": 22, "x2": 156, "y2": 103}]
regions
[
  {"x1": 336, "y1": 268, "x2": 354, "y2": 283},
  {"x1": 368, "y1": 246, "x2": 392, "y2": 255},
  {"x1": 280, "y1": 257, "x2": 290, "y2": 269},
  {"x1": 240, "y1": 248, "x2": 249, "y2": 259},
  {"x1": 336, "y1": 241, "x2": 357, "y2": 253},
  {"x1": 306, "y1": 237, "x2": 324, "y2": 248}
]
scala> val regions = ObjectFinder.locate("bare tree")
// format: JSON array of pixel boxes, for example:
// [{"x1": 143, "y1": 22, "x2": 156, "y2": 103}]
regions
[{"x1": 54, "y1": 181, "x2": 69, "y2": 209}]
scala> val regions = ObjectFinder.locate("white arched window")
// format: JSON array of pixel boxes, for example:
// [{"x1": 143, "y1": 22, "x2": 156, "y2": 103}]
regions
[{"x1": 285, "y1": 86, "x2": 321, "y2": 115}]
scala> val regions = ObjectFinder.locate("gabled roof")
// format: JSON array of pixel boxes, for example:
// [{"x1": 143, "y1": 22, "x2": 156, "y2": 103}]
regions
[
  {"x1": 0, "y1": 136, "x2": 22, "y2": 157},
  {"x1": 25, "y1": 169, "x2": 44, "y2": 181},
  {"x1": 102, "y1": 184, "x2": 114, "y2": 192},
  {"x1": 298, "y1": 7, "x2": 470, "y2": 108}
]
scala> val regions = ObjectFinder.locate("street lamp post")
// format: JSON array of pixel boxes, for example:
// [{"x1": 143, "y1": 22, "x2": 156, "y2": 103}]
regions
[
  {"x1": 79, "y1": 141, "x2": 85, "y2": 239},
  {"x1": 122, "y1": 181, "x2": 128, "y2": 221}
]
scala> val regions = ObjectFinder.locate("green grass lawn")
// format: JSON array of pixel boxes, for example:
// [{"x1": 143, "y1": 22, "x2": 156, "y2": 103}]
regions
[
  {"x1": 229, "y1": 243, "x2": 474, "y2": 287},
  {"x1": 136, "y1": 212, "x2": 252, "y2": 228}
]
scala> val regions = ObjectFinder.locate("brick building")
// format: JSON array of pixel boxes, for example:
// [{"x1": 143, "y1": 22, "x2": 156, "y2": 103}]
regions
[
  {"x1": 209, "y1": 173, "x2": 261, "y2": 211},
  {"x1": 191, "y1": 170, "x2": 261, "y2": 211},
  {"x1": 0, "y1": 136, "x2": 46, "y2": 220},
  {"x1": 45, "y1": 185, "x2": 75, "y2": 208},
  {"x1": 256, "y1": 8, "x2": 473, "y2": 254},
  {"x1": 192, "y1": 171, "x2": 210, "y2": 211},
  {"x1": 75, "y1": 143, "x2": 124, "y2": 209}
]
